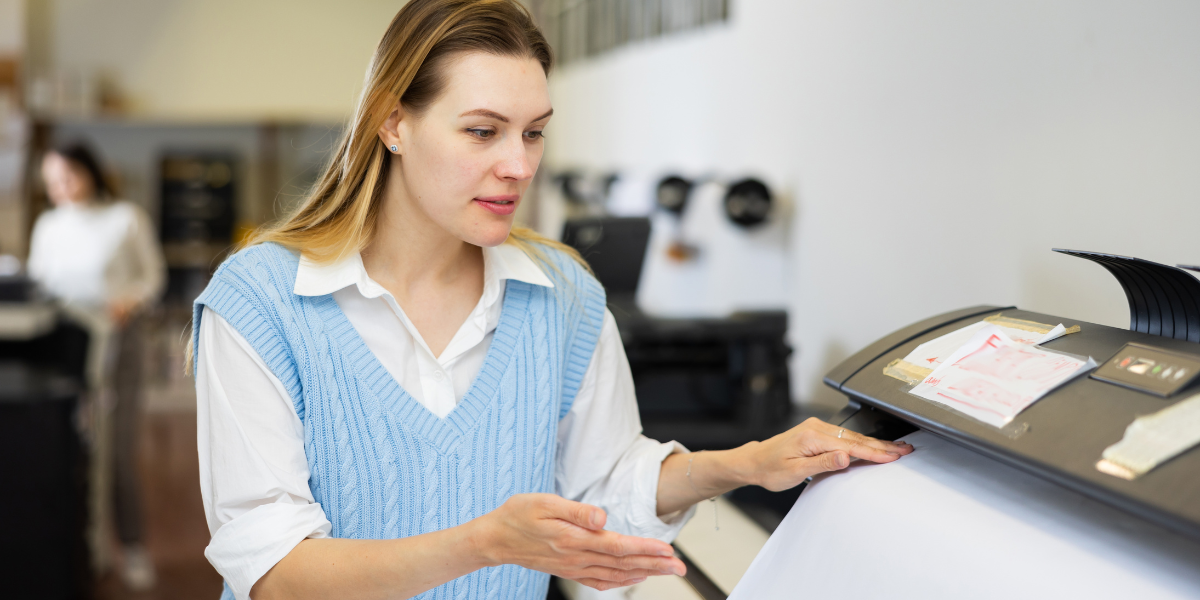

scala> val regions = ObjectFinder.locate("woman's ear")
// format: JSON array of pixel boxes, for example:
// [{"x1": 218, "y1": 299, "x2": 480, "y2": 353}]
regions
[{"x1": 378, "y1": 101, "x2": 405, "y2": 155}]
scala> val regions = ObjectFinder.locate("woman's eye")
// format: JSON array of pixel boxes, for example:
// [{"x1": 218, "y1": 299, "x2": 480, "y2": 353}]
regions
[
  {"x1": 524, "y1": 130, "x2": 545, "y2": 141},
  {"x1": 466, "y1": 128, "x2": 495, "y2": 139}
]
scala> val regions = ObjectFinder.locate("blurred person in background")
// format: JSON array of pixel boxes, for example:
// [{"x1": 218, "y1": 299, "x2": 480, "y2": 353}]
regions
[{"x1": 28, "y1": 142, "x2": 166, "y2": 591}]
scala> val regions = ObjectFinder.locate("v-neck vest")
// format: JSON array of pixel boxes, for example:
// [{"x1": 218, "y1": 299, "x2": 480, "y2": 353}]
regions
[{"x1": 194, "y1": 242, "x2": 606, "y2": 600}]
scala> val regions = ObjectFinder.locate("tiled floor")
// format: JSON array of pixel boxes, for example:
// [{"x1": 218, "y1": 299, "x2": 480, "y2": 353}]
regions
[{"x1": 95, "y1": 412, "x2": 223, "y2": 600}]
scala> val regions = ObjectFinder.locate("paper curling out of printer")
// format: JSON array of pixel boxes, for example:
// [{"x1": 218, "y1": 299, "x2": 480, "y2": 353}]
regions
[{"x1": 1097, "y1": 393, "x2": 1200, "y2": 480}]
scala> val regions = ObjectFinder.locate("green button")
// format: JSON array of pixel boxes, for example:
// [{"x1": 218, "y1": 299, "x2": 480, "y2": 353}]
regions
[{"x1": 1152, "y1": 365, "x2": 1163, "y2": 374}]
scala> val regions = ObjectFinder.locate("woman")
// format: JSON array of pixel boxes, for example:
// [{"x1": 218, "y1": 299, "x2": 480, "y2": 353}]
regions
[
  {"x1": 193, "y1": 1, "x2": 913, "y2": 599},
  {"x1": 29, "y1": 142, "x2": 165, "y2": 590}
]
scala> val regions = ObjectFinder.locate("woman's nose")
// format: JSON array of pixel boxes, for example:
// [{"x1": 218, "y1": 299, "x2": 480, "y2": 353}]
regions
[{"x1": 494, "y1": 139, "x2": 534, "y2": 182}]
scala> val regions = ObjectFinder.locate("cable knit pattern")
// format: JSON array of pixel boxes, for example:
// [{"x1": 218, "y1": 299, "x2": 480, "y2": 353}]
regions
[
  {"x1": 422, "y1": 444, "x2": 440, "y2": 535},
  {"x1": 454, "y1": 445, "x2": 474, "y2": 600},
  {"x1": 194, "y1": 242, "x2": 604, "y2": 600}
]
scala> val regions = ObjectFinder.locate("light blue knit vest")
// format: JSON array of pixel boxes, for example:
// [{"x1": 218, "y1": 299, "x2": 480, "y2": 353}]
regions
[{"x1": 194, "y1": 242, "x2": 605, "y2": 600}]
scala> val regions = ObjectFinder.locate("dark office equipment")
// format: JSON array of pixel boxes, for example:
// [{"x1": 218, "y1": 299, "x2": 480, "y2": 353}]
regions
[
  {"x1": 0, "y1": 318, "x2": 90, "y2": 383},
  {"x1": 723, "y1": 178, "x2": 772, "y2": 228},
  {"x1": 0, "y1": 274, "x2": 35, "y2": 302},
  {"x1": 617, "y1": 309, "x2": 793, "y2": 449},
  {"x1": 560, "y1": 217, "x2": 651, "y2": 313},
  {"x1": 560, "y1": 217, "x2": 792, "y2": 451},
  {"x1": 160, "y1": 153, "x2": 236, "y2": 244},
  {"x1": 655, "y1": 175, "x2": 693, "y2": 214},
  {"x1": 825, "y1": 250, "x2": 1200, "y2": 544},
  {"x1": 1181, "y1": 265, "x2": 1200, "y2": 273},
  {"x1": 0, "y1": 318, "x2": 89, "y2": 599},
  {"x1": 160, "y1": 152, "x2": 238, "y2": 305},
  {"x1": 1054, "y1": 249, "x2": 1200, "y2": 343}
]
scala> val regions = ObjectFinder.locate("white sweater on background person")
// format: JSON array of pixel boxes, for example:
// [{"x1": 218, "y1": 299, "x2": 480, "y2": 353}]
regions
[{"x1": 27, "y1": 200, "x2": 166, "y2": 310}]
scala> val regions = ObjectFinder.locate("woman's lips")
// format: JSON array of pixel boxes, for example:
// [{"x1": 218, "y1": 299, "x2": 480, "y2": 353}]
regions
[{"x1": 473, "y1": 195, "x2": 519, "y2": 216}]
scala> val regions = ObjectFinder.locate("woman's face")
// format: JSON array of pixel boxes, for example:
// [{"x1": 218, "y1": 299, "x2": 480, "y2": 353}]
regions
[
  {"x1": 384, "y1": 52, "x2": 552, "y2": 248},
  {"x1": 42, "y1": 153, "x2": 96, "y2": 207}
]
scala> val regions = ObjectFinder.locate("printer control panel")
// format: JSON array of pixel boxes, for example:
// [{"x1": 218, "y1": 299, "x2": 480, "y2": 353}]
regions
[{"x1": 1092, "y1": 342, "x2": 1200, "y2": 397}]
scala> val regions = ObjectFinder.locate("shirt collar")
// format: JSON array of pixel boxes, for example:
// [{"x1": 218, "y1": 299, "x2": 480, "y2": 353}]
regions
[
  {"x1": 292, "y1": 243, "x2": 555, "y2": 298},
  {"x1": 485, "y1": 243, "x2": 555, "y2": 290}
]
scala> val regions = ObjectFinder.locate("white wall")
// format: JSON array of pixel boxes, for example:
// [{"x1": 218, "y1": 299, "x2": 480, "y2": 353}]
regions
[
  {"x1": 0, "y1": 0, "x2": 22, "y2": 54},
  {"x1": 545, "y1": 0, "x2": 1200, "y2": 411},
  {"x1": 47, "y1": 0, "x2": 400, "y2": 120}
]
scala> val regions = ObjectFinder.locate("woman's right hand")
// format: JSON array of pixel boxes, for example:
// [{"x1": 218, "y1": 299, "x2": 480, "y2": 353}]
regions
[{"x1": 472, "y1": 493, "x2": 687, "y2": 591}]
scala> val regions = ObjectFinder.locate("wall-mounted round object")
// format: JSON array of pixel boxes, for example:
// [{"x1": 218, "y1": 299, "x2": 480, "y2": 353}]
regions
[
  {"x1": 601, "y1": 173, "x2": 620, "y2": 199},
  {"x1": 656, "y1": 176, "x2": 693, "y2": 214},
  {"x1": 554, "y1": 171, "x2": 588, "y2": 205},
  {"x1": 724, "y1": 178, "x2": 772, "y2": 227}
]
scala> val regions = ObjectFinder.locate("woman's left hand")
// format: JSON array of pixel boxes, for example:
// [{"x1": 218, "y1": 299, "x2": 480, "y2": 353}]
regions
[
  {"x1": 743, "y1": 417, "x2": 914, "y2": 492},
  {"x1": 657, "y1": 417, "x2": 914, "y2": 516}
]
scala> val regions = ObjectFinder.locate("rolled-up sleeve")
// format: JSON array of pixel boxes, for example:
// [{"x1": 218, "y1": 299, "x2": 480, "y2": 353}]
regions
[
  {"x1": 555, "y1": 309, "x2": 696, "y2": 542},
  {"x1": 196, "y1": 307, "x2": 331, "y2": 600}
]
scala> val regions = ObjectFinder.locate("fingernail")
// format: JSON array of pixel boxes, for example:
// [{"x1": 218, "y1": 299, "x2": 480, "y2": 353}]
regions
[
  {"x1": 887, "y1": 451, "x2": 899, "y2": 457},
  {"x1": 628, "y1": 578, "x2": 646, "y2": 585},
  {"x1": 590, "y1": 512, "x2": 602, "y2": 528},
  {"x1": 836, "y1": 453, "x2": 849, "y2": 468}
]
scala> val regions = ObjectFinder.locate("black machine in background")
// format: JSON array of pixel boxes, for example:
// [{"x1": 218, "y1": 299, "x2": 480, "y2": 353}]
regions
[
  {"x1": 561, "y1": 217, "x2": 650, "y2": 314},
  {"x1": 159, "y1": 152, "x2": 238, "y2": 306},
  {"x1": 0, "y1": 313, "x2": 90, "y2": 599},
  {"x1": 561, "y1": 217, "x2": 793, "y2": 451},
  {"x1": 0, "y1": 274, "x2": 36, "y2": 302}
]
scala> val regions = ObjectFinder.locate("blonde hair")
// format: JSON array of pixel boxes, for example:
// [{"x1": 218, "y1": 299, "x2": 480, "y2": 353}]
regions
[
  {"x1": 188, "y1": 0, "x2": 587, "y2": 373},
  {"x1": 245, "y1": 0, "x2": 583, "y2": 268}
]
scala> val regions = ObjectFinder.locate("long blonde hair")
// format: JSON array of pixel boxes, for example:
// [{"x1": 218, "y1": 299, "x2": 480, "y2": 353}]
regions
[
  {"x1": 246, "y1": 0, "x2": 582, "y2": 268},
  {"x1": 187, "y1": 0, "x2": 587, "y2": 373}
]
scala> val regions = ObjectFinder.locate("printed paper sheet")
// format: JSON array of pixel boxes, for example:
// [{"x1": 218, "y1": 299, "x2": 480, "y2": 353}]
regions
[
  {"x1": 909, "y1": 325, "x2": 1095, "y2": 427},
  {"x1": 884, "y1": 314, "x2": 1078, "y2": 385}
]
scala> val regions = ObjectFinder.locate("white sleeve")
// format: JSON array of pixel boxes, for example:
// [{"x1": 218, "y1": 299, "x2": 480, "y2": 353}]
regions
[
  {"x1": 555, "y1": 309, "x2": 696, "y2": 542},
  {"x1": 196, "y1": 306, "x2": 332, "y2": 600},
  {"x1": 125, "y1": 205, "x2": 166, "y2": 307},
  {"x1": 25, "y1": 214, "x2": 48, "y2": 285}
]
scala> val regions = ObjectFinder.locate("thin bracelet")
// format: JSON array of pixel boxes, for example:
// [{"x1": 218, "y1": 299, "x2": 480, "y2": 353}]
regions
[{"x1": 685, "y1": 453, "x2": 720, "y2": 531}]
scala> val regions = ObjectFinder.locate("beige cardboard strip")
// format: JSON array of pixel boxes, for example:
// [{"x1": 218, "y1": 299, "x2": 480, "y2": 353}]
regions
[
  {"x1": 984, "y1": 313, "x2": 1081, "y2": 336},
  {"x1": 883, "y1": 358, "x2": 933, "y2": 386}
]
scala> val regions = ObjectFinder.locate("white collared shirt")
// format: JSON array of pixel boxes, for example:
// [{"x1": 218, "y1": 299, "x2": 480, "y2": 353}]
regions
[{"x1": 196, "y1": 243, "x2": 693, "y2": 600}]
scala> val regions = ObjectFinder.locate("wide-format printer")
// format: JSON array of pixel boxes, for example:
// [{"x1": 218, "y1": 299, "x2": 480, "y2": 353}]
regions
[{"x1": 824, "y1": 249, "x2": 1200, "y2": 542}]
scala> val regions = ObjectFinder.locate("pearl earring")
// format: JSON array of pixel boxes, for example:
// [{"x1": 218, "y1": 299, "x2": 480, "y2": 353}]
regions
[{"x1": 390, "y1": 145, "x2": 398, "y2": 153}]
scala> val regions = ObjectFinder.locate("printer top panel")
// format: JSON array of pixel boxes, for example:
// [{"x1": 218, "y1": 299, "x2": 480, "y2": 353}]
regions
[{"x1": 838, "y1": 308, "x2": 1200, "y2": 541}]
